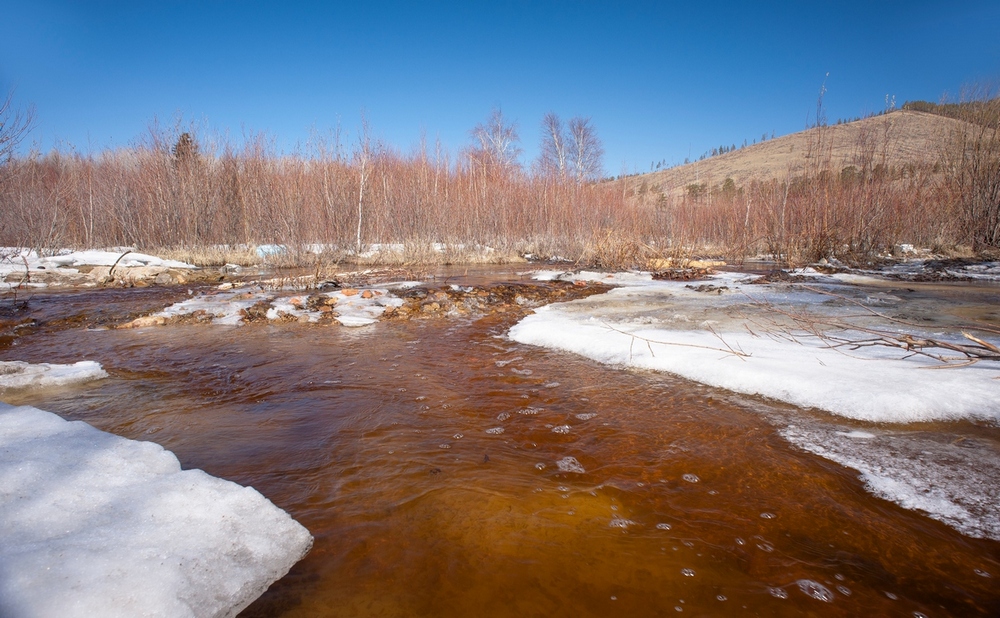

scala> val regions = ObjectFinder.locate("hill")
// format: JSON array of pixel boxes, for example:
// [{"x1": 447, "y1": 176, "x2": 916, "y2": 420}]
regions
[{"x1": 631, "y1": 110, "x2": 967, "y2": 199}]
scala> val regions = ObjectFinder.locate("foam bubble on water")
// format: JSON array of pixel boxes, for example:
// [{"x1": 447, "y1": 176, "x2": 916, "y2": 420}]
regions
[
  {"x1": 609, "y1": 517, "x2": 637, "y2": 529},
  {"x1": 756, "y1": 542, "x2": 774, "y2": 552},
  {"x1": 682, "y1": 474, "x2": 699, "y2": 483},
  {"x1": 535, "y1": 463, "x2": 546, "y2": 470},
  {"x1": 716, "y1": 595, "x2": 727, "y2": 601},
  {"x1": 768, "y1": 587, "x2": 788, "y2": 599},
  {"x1": 674, "y1": 606, "x2": 682, "y2": 612},
  {"x1": 485, "y1": 427, "x2": 505, "y2": 435},
  {"x1": 552, "y1": 425, "x2": 571, "y2": 434},
  {"x1": 575, "y1": 413, "x2": 598, "y2": 420},
  {"x1": 884, "y1": 591, "x2": 898, "y2": 600},
  {"x1": 438, "y1": 444, "x2": 451, "y2": 449},
  {"x1": 796, "y1": 580, "x2": 834, "y2": 602},
  {"x1": 556, "y1": 457, "x2": 586, "y2": 473},
  {"x1": 557, "y1": 486, "x2": 569, "y2": 492},
  {"x1": 518, "y1": 407, "x2": 542, "y2": 415},
  {"x1": 836, "y1": 585, "x2": 851, "y2": 596},
  {"x1": 974, "y1": 569, "x2": 991, "y2": 578},
  {"x1": 681, "y1": 568, "x2": 695, "y2": 577},
  {"x1": 496, "y1": 411, "x2": 512, "y2": 421},
  {"x1": 494, "y1": 357, "x2": 523, "y2": 367},
  {"x1": 544, "y1": 382, "x2": 560, "y2": 388},
  {"x1": 735, "y1": 537, "x2": 745, "y2": 546},
  {"x1": 656, "y1": 523, "x2": 672, "y2": 530},
  {"x1": 913, "y1": 612, "x2": 928, "y2": 618},
  {"x1": 453, "y1": 433, "x2": 463, "y2": 439},
  {"x1": 511, "y1": 368, "x2": 533, "y2": 376},
  {"x1": 760, "y1": 512, "x2": 776, "y2": 519}
]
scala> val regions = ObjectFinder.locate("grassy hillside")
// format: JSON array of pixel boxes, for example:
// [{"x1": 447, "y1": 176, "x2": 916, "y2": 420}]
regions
[{"x1": 631, "y1": 110, "x2": 965, "y2": 199}]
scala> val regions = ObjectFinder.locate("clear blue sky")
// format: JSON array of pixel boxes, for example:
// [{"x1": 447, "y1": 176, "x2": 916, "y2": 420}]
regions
[{"x1": 2, "y1": 0, "x2": 998, "y2": 175}]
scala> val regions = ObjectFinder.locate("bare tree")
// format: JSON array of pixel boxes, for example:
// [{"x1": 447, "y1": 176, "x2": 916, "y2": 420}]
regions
[
  {"x1": 0, "y1": 89, "x2": 35, "y2": 163},
  {"x1": 470, "y1": 107, "x2": 521, "y2": 170},
  {"x1": 354, "y1": 111, "x2": 375, "y2": 255},
  {"x1": 567, "y1": 116, "x2": 604, "y2": 183},
  {"x1": 538, "y1": 112, "x2": 567, "y2": 178}
]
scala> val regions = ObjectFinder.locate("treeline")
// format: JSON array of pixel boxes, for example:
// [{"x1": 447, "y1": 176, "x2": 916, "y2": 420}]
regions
[
  {"x1": 0, "y1": 109, "x2": 662, "y2": 266},
  {"x1": 2, "y1": 94, "x2": 998, "y2": 270},
  {"x1": 903, "y1": 96, "x2": 1000, "y2": 127}
]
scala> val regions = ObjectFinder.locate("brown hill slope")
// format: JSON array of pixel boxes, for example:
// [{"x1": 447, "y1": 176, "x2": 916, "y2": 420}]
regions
[{"x1": 633, "y1": 110, "x2": 965, "y2": 199}]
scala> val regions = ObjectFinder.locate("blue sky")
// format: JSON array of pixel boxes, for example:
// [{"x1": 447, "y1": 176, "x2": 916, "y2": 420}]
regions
[{"x1": 2, "y1": 1, "x2": 998, "y2": 175}]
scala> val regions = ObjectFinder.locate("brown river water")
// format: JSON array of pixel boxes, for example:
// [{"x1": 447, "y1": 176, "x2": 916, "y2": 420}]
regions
[{"x1": 1, "y1": 271, "x2": 999, "y2": 617}]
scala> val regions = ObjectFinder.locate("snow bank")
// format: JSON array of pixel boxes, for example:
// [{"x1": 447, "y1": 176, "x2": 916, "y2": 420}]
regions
[
  {"x1": 0, "y1": 402, "x2": 312, "y2": 618},
  {"x1": 1, "y1": 248, "x2": 196, "y2": 290},
  {"x1": 511, "y1": 271, "x2": 1000, "y2": 424},
  {"x1": 0, "y1": 361, "x2": 107, "y2": 391},
  {"x1": 38, "y1": 250, "x2": 196, "y2": 270}
]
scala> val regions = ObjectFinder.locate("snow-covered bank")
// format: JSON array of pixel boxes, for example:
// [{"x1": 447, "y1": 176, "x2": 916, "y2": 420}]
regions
[
  {"x1": 1, "y1": 248, "x2": 197, "y2": 290},
  {"x1": 513, "y1": 270, "x2": 999, "y2": 424},
  {"x1": 0, "y1": 361, "x2": 107, "y2": 391},
  {"x1": 510, "y1": 270, "x2": 1000, "y2": 539},
  {"x1": 0, "y1": 403, "x2": 312, "y2": 617}
]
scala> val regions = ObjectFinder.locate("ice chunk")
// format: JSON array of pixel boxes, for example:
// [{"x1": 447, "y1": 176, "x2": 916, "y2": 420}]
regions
[
  {"x1": 0, "y1": 360, "x2": 107, "y2": 391},
  {"x1": 0, "y1": 403, "x2": 312, "y2": 618}
]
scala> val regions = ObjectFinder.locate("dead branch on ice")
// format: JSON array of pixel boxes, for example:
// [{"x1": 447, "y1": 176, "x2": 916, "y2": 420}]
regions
[
  {"x1": 600, "y1": 320, "x2": 750, "y2": 362},
  {"x1": 739, "y1": 285, "x2": 1000, "y2": 368}
]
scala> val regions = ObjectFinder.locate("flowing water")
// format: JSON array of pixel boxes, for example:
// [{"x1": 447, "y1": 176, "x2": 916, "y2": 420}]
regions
[{"x1": 1, "y1": 274, "x2": 998, "y2": 617}]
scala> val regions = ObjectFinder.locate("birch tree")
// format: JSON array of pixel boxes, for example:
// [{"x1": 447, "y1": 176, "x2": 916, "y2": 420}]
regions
[
  {"x1": 470, "y1": 107, "x2": 521, "y2": 171},
  {"x1": 567, "y1": 116, "x2": 604, "y2": 183},
  {"x1": 538, "y1": 112, "x2": 567, "y2": 178}
]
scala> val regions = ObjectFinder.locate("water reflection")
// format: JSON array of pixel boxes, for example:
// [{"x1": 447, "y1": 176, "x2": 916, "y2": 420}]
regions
[{"x1": 1, "y1": 280, "x2": 998, "y2": 617}]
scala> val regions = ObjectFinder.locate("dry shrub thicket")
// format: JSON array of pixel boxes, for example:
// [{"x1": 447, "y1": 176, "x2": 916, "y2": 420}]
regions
[
  {"x1": 0, "y1": 110, "x2": 657, "y2": 267},
  {"x1": 1, "y1": 94, "x2": 998, "y2": 269}
]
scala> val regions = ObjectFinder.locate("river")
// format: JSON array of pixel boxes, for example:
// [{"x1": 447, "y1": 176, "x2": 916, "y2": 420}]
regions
[{"x1": 1, "y1": 268, "x2": 998, "y2": 617}]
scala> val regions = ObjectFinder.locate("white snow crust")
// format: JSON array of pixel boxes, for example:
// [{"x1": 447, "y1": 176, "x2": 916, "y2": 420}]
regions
[
  {"x1": 0, "y1": 248, "x2": 196, "y2": 290},
  {"x1": 0, "y1": 403, "x2": 312, "y2": 618},
  {"x1": 0, "y1": 361, "x2": 107, "y2": 391},
  {"x1": 512, "y1": 271, "x2": 999, "y2": 424}
]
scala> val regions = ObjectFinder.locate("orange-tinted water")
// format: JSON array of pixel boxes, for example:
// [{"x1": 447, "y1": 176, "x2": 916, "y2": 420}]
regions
[{"x1": 2, "y1": 282, "x2": 998, "y2": 617}]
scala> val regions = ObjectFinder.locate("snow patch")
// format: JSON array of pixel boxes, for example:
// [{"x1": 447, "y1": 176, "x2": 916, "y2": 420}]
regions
[{"x1": 0, "y1": 403, "x2": 312, "y2": 618}]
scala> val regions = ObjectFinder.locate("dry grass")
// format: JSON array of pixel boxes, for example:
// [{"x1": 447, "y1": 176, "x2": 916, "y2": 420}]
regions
[{"x1": 635, "y1": 110, "x2": 960, "y2": 199}]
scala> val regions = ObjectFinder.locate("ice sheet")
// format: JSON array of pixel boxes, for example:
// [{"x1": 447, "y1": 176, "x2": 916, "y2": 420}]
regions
[
  {"x1": 0, "y1": 361, "x2": 107, "y2": 391},
  {"x1": 780, "y1": 422, "x2": 1000, "y2": 540},
  {"x1": 512, "y1": 271, "x2": 1000, "y2": 424},
  {"x1": 0, "y1": 402, "x2": 312, "y2": 618}
]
